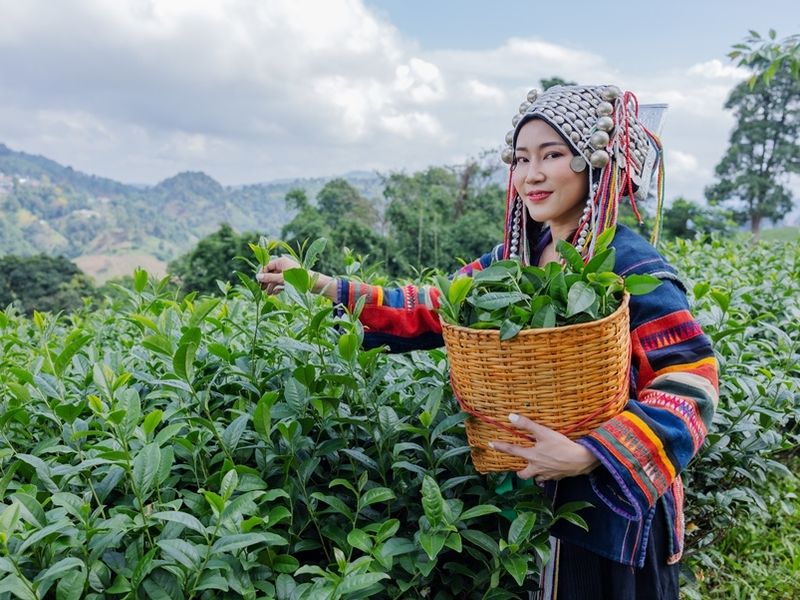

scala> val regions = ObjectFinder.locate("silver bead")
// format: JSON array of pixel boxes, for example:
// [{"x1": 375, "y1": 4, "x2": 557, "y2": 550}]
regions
[
  {"x1": 519, "y1": 101, "x2": 531, "y2": 114},
  {"x1": 596, "y1": 116, "x2": 614, "y2": 132},
  {"x1": 570, "y1": 131, "x2": 581, "y2": 143},
  {"x1": 527, "y1": 89, "x2": 539, "y2": 102},
  {"x1": 554, "y1": 115, "x2": 565, "y2": 124},
  {"x1": 570, "y1": 156, "x2": 587, "y2": 172},
  {"x1": 512, "y1": 114, "x2": 522, "y2": 126},
  {"x1": 501, "y1": 147, "x2": 514, "y2": 164},
  {"x1": 590, "y1": 131, "x2": 610, "y2": 149},
  {"x1": 596, "y1": 102, "x2": 614, "y2": 117},
  {"x1": 505, "y1": 129, "x2": 515, "y2": 145},
  {"x1": 566, "y1": 111, "x2": 576, "y2": 120},
  {"x1": 602, "y1": 85, "x2": 622, "y2": 101},
  {"x1": 562, "y1": 123, "x2": 573, "y2": 134},
  {"x1": 590, "y1": 149, "x2": 610, "y2": 168}
]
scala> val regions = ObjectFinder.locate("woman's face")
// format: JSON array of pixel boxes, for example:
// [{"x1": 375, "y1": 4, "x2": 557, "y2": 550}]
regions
[{"x1": 512, "y1": 119, "x2": 589, "y2": 237}]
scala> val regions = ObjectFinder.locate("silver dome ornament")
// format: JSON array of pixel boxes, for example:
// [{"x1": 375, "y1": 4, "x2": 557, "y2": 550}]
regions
[
  {"x1": 570, "y1": 156, "x2": 588, "y2": 172},
  {"x1": 590, "y1": 149, "x2": 610, "y2": 168},
  {"x1": 501, "y1": 147, "x2": 514, "y2": 164},
  {"x1": 519, "y1": 101, "x2": 531, "y2": 114},
  {"x1": 602, "y1": 85, "x2": 622, "y2": 101},
  {"x1": 512, "y1": 114, "x2": 522, "y2": 126},
  {"x1": 596, "y1": 116, "x2": 614, "y2": 132},
  {"x1": 596, "y1": 101, "x2": 614, "y2": 117},
  {"x1": 570, "y1": 131, "x2": 581, "y2": 143},
  {"x1": 527, "y1": 89, "x2": 539, "y2": 102},
  {"x1": 505, "y1": 129, "x2": 515, "y2": 145},
  {"x1": 590, "y1": 131, "x2": 610, "y2": 149}
]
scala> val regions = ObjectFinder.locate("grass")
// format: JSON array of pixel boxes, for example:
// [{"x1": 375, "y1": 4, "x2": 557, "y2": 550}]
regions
[
  {"x1": 759, "y1": 226, "x2": 800, "y2": 242},
  {"x1": 682, "y1": 455, "x2": 800, "y2": 599}
]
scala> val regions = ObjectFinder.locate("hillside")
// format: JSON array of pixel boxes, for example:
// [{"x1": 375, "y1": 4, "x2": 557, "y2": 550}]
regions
[{"x1": 0, "y1": 143, "x2": 383, "y2": 281}]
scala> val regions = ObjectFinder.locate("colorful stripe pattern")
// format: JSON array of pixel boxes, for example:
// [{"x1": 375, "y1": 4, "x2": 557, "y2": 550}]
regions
[{"x1": 335, "y1": 245, "x2": 503, "y2": 352}]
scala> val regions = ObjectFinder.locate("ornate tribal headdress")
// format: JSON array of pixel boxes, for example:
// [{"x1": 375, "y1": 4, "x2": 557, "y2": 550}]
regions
[{"x1": 500, "y1": 84, "x2": 666, "y2": 262}]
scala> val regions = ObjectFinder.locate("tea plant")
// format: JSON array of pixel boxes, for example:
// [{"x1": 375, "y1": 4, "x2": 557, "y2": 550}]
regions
[
  {"x1": 0, "y1": 261, "x2": 580, "y2": 599},
  {"x1": 437, "y1": 228, "x2": 660, "y2": 339}
]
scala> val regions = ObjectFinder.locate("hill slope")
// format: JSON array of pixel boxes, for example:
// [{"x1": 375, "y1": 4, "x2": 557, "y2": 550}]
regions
[{"x1": 0, "y1": 143, "x2": 382, "y2": 281}]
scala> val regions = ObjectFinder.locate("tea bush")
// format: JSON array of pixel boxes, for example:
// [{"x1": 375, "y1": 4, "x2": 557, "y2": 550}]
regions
[
  {"x1": 665, "y1": 237, "x2": 800, "y2": 594},
  {"x1": 0, "y1": 269, "x2": 577, "y2": 599},
  {"x1": 0, "y1": 235, "x2": 797, "y2": 598}
]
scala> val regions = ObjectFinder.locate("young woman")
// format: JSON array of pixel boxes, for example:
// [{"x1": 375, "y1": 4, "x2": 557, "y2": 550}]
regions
[{"x1": 258, "y1": 85, "x2": 719, "y2": 599}]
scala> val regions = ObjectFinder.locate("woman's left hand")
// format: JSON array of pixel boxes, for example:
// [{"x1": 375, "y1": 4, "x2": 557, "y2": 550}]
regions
[{"x1": 490, "y1": 414, "x2": 600, "y2": 483}]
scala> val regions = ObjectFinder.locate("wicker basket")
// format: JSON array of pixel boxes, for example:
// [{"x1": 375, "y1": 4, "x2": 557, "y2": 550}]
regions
[{"x1": 441, "y1": 294, "x2": 631, "y2": 473}]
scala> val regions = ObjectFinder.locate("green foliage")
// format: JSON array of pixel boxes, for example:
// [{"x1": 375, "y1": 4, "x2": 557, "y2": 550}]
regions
[
  {"x1": 438, "y1": 229, "x2": 660, "y2": 339},
  {"x1": 660, "y1": 198, "x2": 737, "y2": 240},
  {"x1": 168, "y1": 224, "x2": 261, "y2": 295},
  {"x1": 282, "y1": 181, "x2": 385, "y2": 275},
  {"x1": 0, "y1": 254, "x2": 97, "y2": 315},
  {"x1": 661, "y1": 237, "x2": 799, "y2": 591},
  {"x1": 0, "y1": 268, "x2": 578, "y2": 598},
  {"x1": 705, "y1": 55, "x2": 800, "y2": 234},
  {"x1": 382, "y1": 164, "x2": 505, "y2": 276},
  {"x1": 729, "y1": 30, "x2": 800, "y2": 87}
]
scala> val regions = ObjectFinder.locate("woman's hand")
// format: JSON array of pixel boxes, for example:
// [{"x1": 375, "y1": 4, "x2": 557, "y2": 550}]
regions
[
  {"x1": 489, "y1": 414, "x2": 600, "y2": 483},
  {"x1": 256, "y1": 257, "x2": 336, "y2": 299}
]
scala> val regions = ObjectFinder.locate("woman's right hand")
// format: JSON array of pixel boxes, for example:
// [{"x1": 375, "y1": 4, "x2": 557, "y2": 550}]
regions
[{"x1": 256, "y1": 257, "x2": 337, "y2": 299}]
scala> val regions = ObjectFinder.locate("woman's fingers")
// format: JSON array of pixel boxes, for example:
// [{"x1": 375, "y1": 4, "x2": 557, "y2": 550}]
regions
[{"x1": 489, "y1": 440, "x2": 532, "y2": 459}]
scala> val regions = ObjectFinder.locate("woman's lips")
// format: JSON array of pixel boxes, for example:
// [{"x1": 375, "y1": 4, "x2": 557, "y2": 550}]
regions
[{"x1": 527, "y1": 191, "x2": 552, "y2": 202}]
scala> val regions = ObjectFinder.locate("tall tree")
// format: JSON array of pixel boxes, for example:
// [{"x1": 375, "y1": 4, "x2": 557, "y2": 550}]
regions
[
  {"x1": 0, "y1": 254, "x2": 96, "y2": 314},
  {"x1": 168, "y1": 224, "x2": 258, "y2": 294},
  {"x1": 729, "y1": 30, "x2": 800, "y2": 87},
  {"x1": 705, "y1": 62, "x2": 800, "y2": 235},
  {"x1": 282, "y1": 180, "x2": 383, "y2": 273}
]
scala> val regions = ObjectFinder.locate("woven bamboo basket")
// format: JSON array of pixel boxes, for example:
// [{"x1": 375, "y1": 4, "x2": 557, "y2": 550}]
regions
[{"x1": 441, "y1": 293, "x2": 631, "y2": 473}]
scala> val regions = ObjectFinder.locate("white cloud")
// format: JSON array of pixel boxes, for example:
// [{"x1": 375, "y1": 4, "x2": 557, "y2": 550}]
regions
[
  {"x1": 0, "y1": 0, "x2": 782, "y2": 209},
  {"x1": 688, "y1": 59, "x2": 751, "y2": 80}
]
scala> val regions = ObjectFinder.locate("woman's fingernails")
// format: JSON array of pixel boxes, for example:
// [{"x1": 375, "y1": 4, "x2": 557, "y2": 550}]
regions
[
  {"x1": 508, "y1": 413, "x2": 520, "y2": 423},
  {"x1": 488, "y1": 442, "x2": 496, "y2": 449},
  {"x1": 256, "y1": 273, "x2": 265, "y2": 281}
]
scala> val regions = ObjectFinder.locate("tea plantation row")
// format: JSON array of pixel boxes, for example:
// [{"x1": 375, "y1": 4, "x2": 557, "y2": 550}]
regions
[{"x1": 0, "y1": 236, "x2": 797, "y2": 599}]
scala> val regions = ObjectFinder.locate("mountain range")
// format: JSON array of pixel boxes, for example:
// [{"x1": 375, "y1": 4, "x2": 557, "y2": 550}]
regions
[{"x1": 0, "y1": 143, "x2": 383, "y2": 281}]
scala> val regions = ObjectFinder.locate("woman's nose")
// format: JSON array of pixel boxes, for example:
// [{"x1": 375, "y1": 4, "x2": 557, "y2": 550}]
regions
[{"x1": 524, "y1": 162, "x2": 544, "y2": 183}]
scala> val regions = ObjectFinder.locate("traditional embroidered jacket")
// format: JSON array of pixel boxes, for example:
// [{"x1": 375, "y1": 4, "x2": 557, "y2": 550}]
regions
[{"x1": 335, "y1": 225, "x2": 719, "y2": 568}]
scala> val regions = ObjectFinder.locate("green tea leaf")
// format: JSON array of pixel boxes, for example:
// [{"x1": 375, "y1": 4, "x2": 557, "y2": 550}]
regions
[
  {"x1": 584, "y1": 247, "x2": 616, "y2": 275},
  {"x1": 303, "y1": 238, "x2": 328, "y2": 270},
  {"x1": 132, "y1": 442, "x2": 161, "y2": 500},
  {"x1": 421, "y1": 476, "x2": 445, "y2": 527},
  {"x1": 508, "y1": 512, "x2": 536, "y2": 546},
  {"x1": 472, "y1": 292, "x2": 528, "y2": 311},
  {"x1": 501, "y1": 554, "x2": 529, "y2": 586},
  {"x1": 566, "y1": 281, "x2": 597, "y2": 317},
  {"x1": 360, "y1": 487, "x2": 395, "y2": 507},
  {"x1": 556, "y1": 239, "x2": 585, "y2": 272},
  {"x1": 500, "y1": 319, "x2": 523, "y2": 341},
  {"x1": 283, "y1": 268, "x2": 310, "y2": 293},
  {"x1": 624, "y1": 274, "x2": 662, "y2": 296},
  {"x1": 157, "y1": 539, "x2": 201, "y2": 569},
  {"x1": 419, "y1": 531, "x2": 447, "y2": 561}
]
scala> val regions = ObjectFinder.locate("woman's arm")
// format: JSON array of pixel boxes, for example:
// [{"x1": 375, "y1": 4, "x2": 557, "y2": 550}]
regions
[
  {"x1": 576, "y1": 278, "x2": 719, "y2": 520},
  {"x1": 258, "y1": 244, "x2": 505, "y2": 352}
]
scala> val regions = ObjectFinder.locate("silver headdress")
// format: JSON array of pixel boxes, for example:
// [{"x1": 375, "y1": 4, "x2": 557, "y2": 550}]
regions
[{"x1": 500, "y1": 84, "x2": 667, "y2": 261}]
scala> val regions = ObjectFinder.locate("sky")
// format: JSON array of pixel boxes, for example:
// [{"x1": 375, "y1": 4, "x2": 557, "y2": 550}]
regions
[{"x1": 1, "y1": 0, "x2": 798, "y2": 209}]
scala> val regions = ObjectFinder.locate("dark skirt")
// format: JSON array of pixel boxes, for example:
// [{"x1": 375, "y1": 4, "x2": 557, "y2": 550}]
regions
[{"x1": 532, "y1": 504, "x2": 679, "y2": 600}]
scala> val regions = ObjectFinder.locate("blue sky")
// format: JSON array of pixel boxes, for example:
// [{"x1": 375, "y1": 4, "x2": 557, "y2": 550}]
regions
[
  {"x1": 0, "y1": 0, "x2": 797, "y2": 213},
  {"x1": 366, "y1": 0, "x2": 793, "y2": 72}
]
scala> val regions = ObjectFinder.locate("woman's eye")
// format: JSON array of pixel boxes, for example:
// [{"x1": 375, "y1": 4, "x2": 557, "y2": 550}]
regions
[
  {"x1": 514, "y1": 156, "x2": 528, "y2": 164},
  {"x1": 544, "y1": 151, "x2": 563, "y2": 159}
]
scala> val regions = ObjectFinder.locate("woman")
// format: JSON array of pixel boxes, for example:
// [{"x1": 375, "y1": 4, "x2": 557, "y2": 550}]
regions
[{"x1": 258, "y1": 85, "x2": 719, "y2": 599}]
